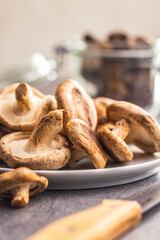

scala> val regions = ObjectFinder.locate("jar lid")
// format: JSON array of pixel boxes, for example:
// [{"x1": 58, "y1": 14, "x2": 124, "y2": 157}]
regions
[
  {"x1": 60, "y1": 39, "x2": 154, "y2": 59},
  {"x1": 83, "y1": 48, "x2": 154, "y2": 59}
]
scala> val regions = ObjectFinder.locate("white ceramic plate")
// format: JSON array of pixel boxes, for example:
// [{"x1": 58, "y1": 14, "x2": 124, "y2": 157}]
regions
[{"x1": 0, "y1": 146, "x2": 160, "y2": 190}]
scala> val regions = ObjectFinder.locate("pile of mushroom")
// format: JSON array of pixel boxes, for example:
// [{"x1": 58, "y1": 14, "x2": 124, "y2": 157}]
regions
[
  {"x1": 0, "y1": 79, "x2": 159, "y2": 208},
  {"x1": 0, "y1": 79, "x2": 160, "y2": 172}
]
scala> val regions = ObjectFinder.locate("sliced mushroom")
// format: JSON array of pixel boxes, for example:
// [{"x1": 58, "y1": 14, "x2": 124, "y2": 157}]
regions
[
  {"x1": 98, "y1": 119, "x2": 133, "y2": 162},
  {"x1": 107, "y1": 101, "x2": 160, "y2": 153},
  {"x1": 66, "y1": 119, "x2": 107, "y2": 169},
  {"x1": 94, "y1": 97, "x2": 116, "y2": 124},
  {"x1": 55, "y1": 79, "x2": 97, "y2": 135},
  {"x1": 0, "y1": 110, "x2": 71, "y2": 170},
  {"x1": 0, "y1": 167, "x2": 48, "y2": 207},
  {"x1": 0, "y1": 83, "x2": 57, "y2": 131}
]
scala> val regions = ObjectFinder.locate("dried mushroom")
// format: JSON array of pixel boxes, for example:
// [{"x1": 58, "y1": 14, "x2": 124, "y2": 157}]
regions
[
  {"x1": 69, "y1": 145, "x2": 87, "y2": 167},
  {"x1": 66, "y1": 119, "x2": 107, "y2": 169},
  {"x1": 108, "y1": 31, "x2": 129, "y2": 42},
  {"x1": 94, "y1": 97, "x2": 116, "y2": 124},
  {"x1": 107, "y1": 31, "x2": 131, "y2": 49},
  {"x1": 0, "y1": 83, "x2": 57, "y2": 131},
  {"x1": 0, "y1": 167, "x2": 48, "y2": 207},
  {"x1": 107, "y1": 101, "x2": 160, "y2": 153},
  {"x1": 0, "y1": 110, "x2": 71, "y2": 170},
  {"x1": 83, "y1": 33, "x2": 100, "y2": 45},
  {"x1": 55, "y1": 79, "x2": 97, "y2": 135},
  {"x1": 98, "y1": 119, "x2": 133, "y2": 162},
  {"x1": 135, "y1": 36, "x2": 154, "y2": 49}
]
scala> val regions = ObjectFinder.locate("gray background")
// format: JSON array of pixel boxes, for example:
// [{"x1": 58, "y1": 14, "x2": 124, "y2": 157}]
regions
[{"x1": 1, "y1": 0, "x2": 160, "y2": 75}]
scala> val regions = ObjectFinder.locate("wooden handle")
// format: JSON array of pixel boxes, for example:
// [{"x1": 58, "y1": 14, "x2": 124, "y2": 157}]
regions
[{"x1": 27, "y1": 199, "x2": 142, "y2": 240}]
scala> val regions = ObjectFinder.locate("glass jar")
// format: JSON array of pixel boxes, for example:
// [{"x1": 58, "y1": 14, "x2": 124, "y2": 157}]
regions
[
  {"x1": 0, "y1": 53, "x2": 57, "y2": 89},
  {"x1": 55, "y1": 39, "x2": 160, "y2": 116}
]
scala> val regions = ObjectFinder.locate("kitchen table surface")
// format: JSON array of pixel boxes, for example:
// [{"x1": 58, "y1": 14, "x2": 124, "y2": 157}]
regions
[{"x1": 1, "y1": 80, "x2": 160, "y2": 240}]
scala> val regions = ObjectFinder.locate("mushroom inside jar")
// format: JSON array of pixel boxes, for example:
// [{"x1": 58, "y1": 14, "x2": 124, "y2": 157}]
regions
[{"x1": 81, "y1": 31, "x2": 154, "y2": 108}]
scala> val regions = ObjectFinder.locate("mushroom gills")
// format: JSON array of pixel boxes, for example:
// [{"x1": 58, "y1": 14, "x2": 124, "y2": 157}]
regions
[
  {"x1": 9, "y1": 109, "x2": 65, "y2": 157},
  {"x1": 0, "y1": 110, "x2": 71, "y2": 170},
  {"x1": 1, "y1": 83, "x2": 43, "y2": 120},
  {"x1": 24, "y1": 109, "x2": 64, "y2": 154},
  {"x1": 0, "y1": 83, "x2": 57, "y2": 131},
  {"x1": 0, "y1": 99, "x2": 41, "y2": 124},
  {"x1": 125, "y1": 123, "x2": 156, "y2": 152},
  {"x1": 9, "y1": 137, "x2": 64, "y2": 158},
  {"x1": 107, "y1": 101, "x2": 160, "y2": 153}
]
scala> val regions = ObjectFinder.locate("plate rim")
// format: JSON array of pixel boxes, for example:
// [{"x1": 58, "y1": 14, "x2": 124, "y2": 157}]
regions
[{"x1": 0, "y1": 156, "x2": 160, "y2": 175}]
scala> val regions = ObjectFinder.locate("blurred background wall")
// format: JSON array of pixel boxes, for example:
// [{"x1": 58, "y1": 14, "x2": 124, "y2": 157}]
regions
[{"x1": 1, "y1": 0, "x2": 160, "y2": 74}]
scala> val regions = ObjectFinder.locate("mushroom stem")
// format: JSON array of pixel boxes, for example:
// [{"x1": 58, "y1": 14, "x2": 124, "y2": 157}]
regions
[
  {"x1": 112, "y1": 118, "x2": 130, "y2": 140},
  {"x1": 11, "y1": 185, "x2": 29, "y2": 207},
  {"x1": 24, "y1": 110, "x2": 63, "y2": 154},
  {"x1": 14, "y1": 83, "x2": 34, "y2": 115}
]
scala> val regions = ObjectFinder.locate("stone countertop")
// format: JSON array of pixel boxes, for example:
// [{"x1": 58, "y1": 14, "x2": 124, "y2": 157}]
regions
[
  {"x1": 1, "y1": 172, "x2": 160, "y2": 240},
  {"x1": 0, "y1": 80, "x2": 160, "y2": 240}
]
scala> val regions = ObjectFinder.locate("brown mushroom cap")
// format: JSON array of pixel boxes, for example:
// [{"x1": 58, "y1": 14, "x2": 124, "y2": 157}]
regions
[
  {"x1": 66, "y1": 119, "x2": 107, "y2": 169},
  {"x1": 0, "y1": 110, "x2": 71, "y2": 170},
  {"x1": 94, "y1": 97, "x2": 116, "y2": 124},
  {"x1": 0, "y1": 167, "x2": 48, "y2": 207},
  {"x1": 107, "y1": 101, "x2": 160, "y2": 153},
  {"x1": 55, "y1": 79, "x2": 97, "y2": 135},
  {"x1": 0, "y1": 83, "x2": 57, "y2": 131},
  {"x1": 98, "y1": 121, "x2": 133, "y2": 162}
]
